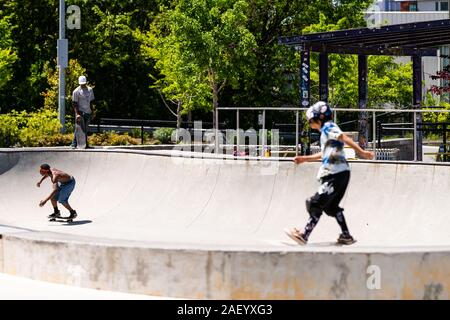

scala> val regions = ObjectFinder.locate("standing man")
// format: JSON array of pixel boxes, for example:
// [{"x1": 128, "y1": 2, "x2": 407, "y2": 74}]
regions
[{"x1": 71, "y1": 75, "x2": 95, "y2": 148}]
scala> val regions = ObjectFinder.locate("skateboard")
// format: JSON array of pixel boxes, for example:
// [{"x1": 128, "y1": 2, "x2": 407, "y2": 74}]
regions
[
  {"x1": 75, "y1": 122, "x2": 86, "y2": 149},
  {"x1": 49, "y1": 216, "x2": 76, "y2": 223}
]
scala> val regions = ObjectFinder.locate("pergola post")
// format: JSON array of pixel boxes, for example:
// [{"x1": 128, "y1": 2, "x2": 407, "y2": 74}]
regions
[
  {"x1": 358, "y1": 55, "x2": 369, "y2": 149},
  {"x1": 300, "y1": 49, "x2": 311, "y2": 108},
  {"x1": 319, "y1": 53, "x2": 329, "y2": 103},
  {"x1": 412, "y1": 55, "x2": 423, "y2": 161},
  {"x1": 299, "y1": 49, "x2": 311, "y2": 155}
]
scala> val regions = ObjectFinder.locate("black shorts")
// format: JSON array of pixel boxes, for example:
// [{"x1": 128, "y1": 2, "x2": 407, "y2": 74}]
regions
[{"x1": 306, "y1": 170, "x2": 350, "y2": 218}]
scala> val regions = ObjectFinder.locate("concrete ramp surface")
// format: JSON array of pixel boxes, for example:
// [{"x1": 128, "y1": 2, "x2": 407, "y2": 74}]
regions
[{"x1": 0, "y1": 150, "x2": 449, "y2": 299}]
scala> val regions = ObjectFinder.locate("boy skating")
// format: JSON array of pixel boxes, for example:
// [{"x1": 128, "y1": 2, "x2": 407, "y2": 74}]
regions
[
  {"x1": 285, "y1": 102, "x2": 374, "y2": 245},
  {"x1": 37, "y1": 164, "x2": 78, "y2": 220}
]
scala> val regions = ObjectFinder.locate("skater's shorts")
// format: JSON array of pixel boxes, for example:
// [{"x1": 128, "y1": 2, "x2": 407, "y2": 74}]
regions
[{"x1": 53, "y1": 177, "x2": 76, "y2": 205}]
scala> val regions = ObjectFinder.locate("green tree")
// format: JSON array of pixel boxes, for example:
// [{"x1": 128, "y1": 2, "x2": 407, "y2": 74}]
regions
[
  {"x1": 1, "y1": 0, "x2": 58, "y2": 110},
  {"x1": 223, "y1": 0, "x2": 374, "y2": 109},
  {"x1": 67, "y1": 0, "x2": 164, "y2": 119},
  {"x1": 1, "y1": 0, "x2": 165, "y2": 118},
  {"x1": 0, "y1": 12, "x2": 17, "y2": 95},
  {"x1": 145, "y1": 0, "x2": 257, "y2": 128},
  {"x1": 137, "y1": 15, "x2": 210, "y2": 131},
  {"x1": 41, "y1": 59, "x2": 87, "y2": 110}
]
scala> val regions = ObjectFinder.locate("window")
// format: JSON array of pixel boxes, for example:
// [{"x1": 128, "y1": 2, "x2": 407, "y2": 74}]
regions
[
  {"x1": 400, "y1": 1, "x2": 418, "y2": 12},
  {"x1": 436, "y1": 1, "x2": 449, "y2": 11}
]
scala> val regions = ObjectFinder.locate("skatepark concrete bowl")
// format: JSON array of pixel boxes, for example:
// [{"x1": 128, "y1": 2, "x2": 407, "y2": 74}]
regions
[{"x1": 0, "y1": 149, "x2": 449, "y2": 299}]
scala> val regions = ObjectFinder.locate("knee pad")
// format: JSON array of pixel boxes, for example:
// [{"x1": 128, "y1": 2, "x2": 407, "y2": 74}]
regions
[
  {"x1": 306, "y1": 198, "x2": 322, "y2": 219},
  {"x1": 325, "y1": 207, "x2": 343, "y2": 218}
]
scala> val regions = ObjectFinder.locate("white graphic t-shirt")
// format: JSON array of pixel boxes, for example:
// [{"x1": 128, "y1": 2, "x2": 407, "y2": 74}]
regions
[{"x1": 317, "y1": 121, "x2": 350, "y2": 180}]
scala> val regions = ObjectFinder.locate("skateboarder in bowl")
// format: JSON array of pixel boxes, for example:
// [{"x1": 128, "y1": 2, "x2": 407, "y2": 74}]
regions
[
  {"x1": 37, "y1": 164, "x2": 77, "y2": 220},
  {"x1": 285, "y1": 102, "x2": 374, "y2": 245}
]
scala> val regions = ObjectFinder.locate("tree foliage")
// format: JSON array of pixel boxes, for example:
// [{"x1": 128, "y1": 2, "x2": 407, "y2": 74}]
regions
[
  {"x1": 0, "y1": 12, "x2": 17, "y2": 94},
  {"x1": 142, "y1": 0, "x2": 257, "y2": 127},
  {"x1": 0, "y1": 0, "x2": 417, "y2": 129}
]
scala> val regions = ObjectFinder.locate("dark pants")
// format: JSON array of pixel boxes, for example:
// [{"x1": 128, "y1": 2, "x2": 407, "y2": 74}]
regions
[
  {"x1": 306, "y1": 170, "x2": 350, "y2": 219},
  {"x1": 72, "y1": 112, "x2": 91, "y2": 147}
]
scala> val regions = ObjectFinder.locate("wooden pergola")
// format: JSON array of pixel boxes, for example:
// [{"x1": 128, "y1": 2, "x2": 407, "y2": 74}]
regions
[{"x1": 280, "y1": 19, "x2": 450, "y2": 161}]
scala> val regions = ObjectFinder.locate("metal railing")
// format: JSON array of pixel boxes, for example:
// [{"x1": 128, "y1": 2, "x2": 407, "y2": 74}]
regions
[
  {"x1": 377, "y1": 121, "x2": 450, "y2": 162},
  {"x1": 216, "y1": 107, "x2": 450, "y2": 161}
]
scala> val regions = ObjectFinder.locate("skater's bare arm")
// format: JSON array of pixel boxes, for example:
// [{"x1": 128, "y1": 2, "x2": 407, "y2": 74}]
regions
[
  {"x1": 293, "y1": 152, "x2": 322, "y2": 164},
  {"x1": 39, "y1": 184, "x2": 58, "y2": 207},
  {"x1": 36, "y1": 175, "x2": 48, "y2": 187},
  {"x1": 339, "y1": 134, "x2": 374, "y2": 160}
]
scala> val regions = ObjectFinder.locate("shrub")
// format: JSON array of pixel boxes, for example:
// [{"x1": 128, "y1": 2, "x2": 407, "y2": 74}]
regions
[
  {"x1": 0, "y1": 111, "x2": 25, "y2": 147},
  {"x1": 19, "y1": 108, "x2": 62, "y2": 146},
  {"x1": 153, "y1": 127, "x2": 175, "y2": 144},
  {"x1": 88, "y1": 131, "x2": 138, "y2": 146},
  {"x1": 0, "y1": 109, "x2": 63, "y2": 147}
]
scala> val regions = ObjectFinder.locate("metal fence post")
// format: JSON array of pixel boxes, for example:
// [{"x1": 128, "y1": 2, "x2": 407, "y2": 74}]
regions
[
  {"x1": 443, "y1": 123, "x2": 447, "y2": 162},
  {"x1": 295, "y1": 110, "x2": 299, "y2": 156},
  {"x1": 215, "y1": 110, "x2": 219, "y2": 154},
  {"x1": 413, "y1": 111, "x2": 417, "y2": 161},
  {"x1": 372, "y1": 111, "x2": 376, "y2": 155},
  {"x1": 236, "y1": 109, "x2": 240, "y2": 153}
]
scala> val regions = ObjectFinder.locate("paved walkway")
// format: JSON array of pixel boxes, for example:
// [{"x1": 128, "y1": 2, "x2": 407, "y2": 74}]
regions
[{"x1": 0, "y1": 273, "x2": 174, "y2": 300}]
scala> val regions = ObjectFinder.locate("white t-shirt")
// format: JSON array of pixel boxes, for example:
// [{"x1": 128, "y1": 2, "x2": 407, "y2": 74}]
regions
[
  {"x1": 317, "y1": 121, "x2": 350, "y2": 180},
  {"x1": 72, "y1": 86, "x2": 95, "y2": 114}
]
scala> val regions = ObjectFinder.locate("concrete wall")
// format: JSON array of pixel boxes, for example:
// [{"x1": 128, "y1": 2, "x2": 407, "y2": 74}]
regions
[
  {"x1": 1, "y1": 232, "x2": 449, "y2": 300},
  {"x1": 1, "y1": 150, "x2": 450, "y2": 299}
]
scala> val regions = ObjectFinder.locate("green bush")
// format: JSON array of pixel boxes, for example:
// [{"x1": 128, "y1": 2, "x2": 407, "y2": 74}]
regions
[
  {"x1": 20, "y1": 108, "x2": 63, "y2": 146},
  {"x1": 0, "y1": 109, "x2": 62, "y2": 147},
  {"x1": 153, "y1": 127, "x2": 175, "y2": 144},
  {"x1": 0, "y1": 111, "x2": 24, "y2": 147},
  {"x1": 88, "y1": 131, "x2": 138, "y2": 146}
]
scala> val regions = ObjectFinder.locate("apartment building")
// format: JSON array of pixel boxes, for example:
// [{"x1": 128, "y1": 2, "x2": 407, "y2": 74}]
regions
[{"x1": 378, "y1": 0, "x2": 448, "y2": 12}]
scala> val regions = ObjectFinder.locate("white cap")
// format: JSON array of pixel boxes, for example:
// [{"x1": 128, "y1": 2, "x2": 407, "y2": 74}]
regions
[{"x1": 78, "y1": 76, "x2": 87, "y2": 85}]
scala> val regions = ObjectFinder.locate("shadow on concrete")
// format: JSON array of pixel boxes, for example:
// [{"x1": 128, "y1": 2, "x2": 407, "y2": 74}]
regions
[{"x1": 49, "y1": 220, "x2": 93, "y2": 226}]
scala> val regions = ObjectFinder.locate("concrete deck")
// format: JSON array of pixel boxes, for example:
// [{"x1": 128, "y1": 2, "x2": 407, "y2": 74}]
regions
[{"x1": 0, "y1": 149, "x2": 449, "y2": 299}]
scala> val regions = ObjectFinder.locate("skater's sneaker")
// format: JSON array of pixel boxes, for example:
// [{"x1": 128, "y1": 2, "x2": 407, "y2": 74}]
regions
[
  {"x1": 68, "y1": 210, "x2": 78, "y2": 220},
  {"x1": 284, "y1": 228, "x2": 308, "y2": 245},
  {"x1": 48, "y1": 212, "x2": 61, "y2": 219},
  {"x1": 337, "y1": 233, "x2": 356, "y2": 245}
]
